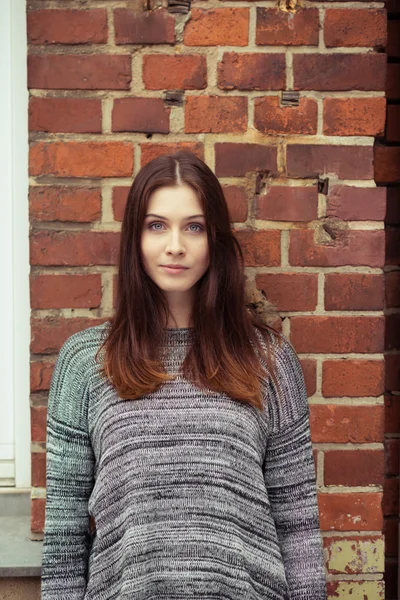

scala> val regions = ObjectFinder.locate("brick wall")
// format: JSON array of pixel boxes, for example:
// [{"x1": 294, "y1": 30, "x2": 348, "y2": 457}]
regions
[{"x1": 27, "y1": 0, "x2": 391, "y2": 596}]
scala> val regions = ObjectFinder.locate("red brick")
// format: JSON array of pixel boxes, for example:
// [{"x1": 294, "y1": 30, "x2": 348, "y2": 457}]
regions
[
  {"x1": 254, "y1": 96, "x2": 317, "y2": 135},
  {"x1": 386, "y1": 227, "x2": 400, "y2": 265},
  {"x1": 322, "y1": 360, "x2": 384, "y2": 397},
  {"x1": 31, "y1": 317, "x2": 106, "y2": 354},
  {"x1": 31, "y1": 498, "x2": 45, "y2": 533},
  {"x1": 30, "y1": 361, "x2": 54, "y2": 392},
  {"x1": 222, "y1": 186, "x2": 248, "y2": 222},
  {"x1": 324, "y1": 273, "x2": 384, "y2": 311},
  {"x1": 375, "y1": 144, "x2": 400, "y2": 184},
  {"x1": 291, "y1": 316, "x2": 384, "y2": 353},
  {"x1": 234, "y1": 230, "x2": 281, "y2": 267},
  {"x1": 112, "y1": 186, "x2": 130, "y2": 222},
  {"x1": 28, "y1": 54, "x2": 131, "y2": 90},
  {"x1": 114, "y1": 8, "x2": 175, "y2": 45},
  {"x1": 184, "y1": 8, "x2": 249, "y2": 46},
  {"x1": 143, "y1": 54, "x2": 206, "y2": 90},
  {"x1": 300, "y1": 359, "x2": 317, "y2": 397},
  {"x1": 256, "y1": 8, "x2": 319, "y2": 46},
  {"x1": 215, "y1": 143, "x2": 277, "y2": 177},
  {"x1": 310, "y1": 404, "x2": 384, "y2": 443},
  {"x1": 289, "y1": 229, "x2": 384, "y2": 268},
  {"x1": 30, "y1": 231, "x2": 120, "y2": 267},
  {"x1": 293, "y1": 53, "x2": 387, "y2": 91},
  {"x1": 386, "y1": 105, "x2": 400, "y2": 143},
  {"x1": 28, "y1": 9, "x2": 107, "y2": 44},
  {"x1": 217, "y1": 53, "x2": 285, "y2": 91},
  {"x1": 324, "y1": 9, "x2": 387, "y2": 47},
  {"x1": 386, "y1": 188, "x2": 400, "y2": 225},
  {"x1": 386, "y1": 354, "x2": 400, "y2": 391},
  {"x1": 29, "y1": 97, "x2": 102, "y2": 133},
  {"x1": 318, "y1": 492, "x2": 383, "y2": 531},
  {"x1": 185, "y1": 96, "x2": 247, "y2": 134},
  {"x1": 385, "y1": 395, "x2": 400, "y2": 435},
  {"x1": 112, "y1": 98, "x2": 170, "y2": 133},
  {"x1": 31, "y1": 406, "x2": 46, "y2": 443},
  {"x1": 29, "y1": 186, "x2": 101, "y2": 222},
  {"x1": 323, "y1": 97, "x2": 386, "y2": 136},
  {"x1": 140, "y1": 142, "x2": 204, "y2": 166},
  {"x1": 31, "y1": 452, "x2": 46, "y2": 488},
  {"x1": 385, "y1": 271, "x2": 400, "y2": 308},
  {"x1": 324, "y1": 450, "x2": 384, "y2": 486},
  {"x1": 256, "y1": 273, "x2": 318, "y2": 311},
  {"x1": 384, "y1": 519, "x2": 398, "y2": 556},
  {"x1": 385, "y1": 439, "x2": 399, "y2": 477},
  {"x1": 30, "y1": 274, "x2": 102, "y2": 309},
  {"x1": 255, "y1": 185, "x2": 317, "y2": 221},
  {"x1": 287, "y1": 144, "x2": 374, "y2": 179},
  {"x1": 386, "y1": 314, "x2": 400, "y2": 350},
  {"x1": 29, "y1": 142, "x2": 134, "y2": 178},
  {"x1": 387, "y1": 19, "x2": 400, "y2": 58},
  {"x1": 387, "y1": 64, "x2": 400, "y2": 100},
  {"x1": 326, "y1": 185, "x2": 386, "y2": 221},
  {"x1": 383, "y1": 479, "x2": 399, "y2": 517}
]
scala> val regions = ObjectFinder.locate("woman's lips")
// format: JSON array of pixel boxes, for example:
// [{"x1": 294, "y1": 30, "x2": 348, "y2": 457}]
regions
[{"x1": 160, "y1": 266, "x2": 188, "y2": 274}]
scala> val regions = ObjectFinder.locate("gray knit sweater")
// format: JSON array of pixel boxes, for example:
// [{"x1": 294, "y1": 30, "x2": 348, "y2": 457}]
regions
[{"x1": 41, "y1": 322, "x2": 327, "y2": 600}]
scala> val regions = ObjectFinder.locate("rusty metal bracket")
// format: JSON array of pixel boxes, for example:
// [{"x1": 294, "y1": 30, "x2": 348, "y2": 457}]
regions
[
  {"x1": 167, "y1": 0, "x2": 191, "y2": 13},
  {"x1": 163, "y1": 91, "x2": 184, "y2": 106},
  {"x1": 318, "y1": 177, "x2": 329, "y2": 195},
  {"x1": 281, "y1": 91, "x2": 300, "y2": 107}
]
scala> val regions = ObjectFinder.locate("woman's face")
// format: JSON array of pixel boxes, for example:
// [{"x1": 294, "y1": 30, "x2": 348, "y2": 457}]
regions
[{"x1": 140, "y1": 183, "x2": 210, "y2": 298}]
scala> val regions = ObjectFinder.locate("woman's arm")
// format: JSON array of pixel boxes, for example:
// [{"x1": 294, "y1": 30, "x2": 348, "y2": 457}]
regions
[
  {"x1": 263, "y1": 336, "x2": 327, "y2": 600},
  {"x1": 41, "y1": 332, "x2": 95, "y2": 600}
]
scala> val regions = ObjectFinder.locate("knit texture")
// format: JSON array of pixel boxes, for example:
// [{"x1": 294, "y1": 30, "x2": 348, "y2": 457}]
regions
[{"x1": 41, "y1": 322, "x2": 327, "y2": 600}]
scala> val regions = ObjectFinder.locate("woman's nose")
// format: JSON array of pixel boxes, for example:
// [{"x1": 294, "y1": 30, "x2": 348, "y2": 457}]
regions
[{"x1": 165, "y1": 229, "x2": 185, "y2": 254}]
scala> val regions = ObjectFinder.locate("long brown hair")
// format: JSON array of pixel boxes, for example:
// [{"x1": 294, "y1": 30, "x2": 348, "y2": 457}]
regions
[{"x1": 100, "y1": 150, "x2": 280, "y2": 411}]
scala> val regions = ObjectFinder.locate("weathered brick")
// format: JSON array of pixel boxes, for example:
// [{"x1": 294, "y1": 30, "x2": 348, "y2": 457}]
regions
[
  {"x1": 385, "y1": 271, "x2": 400, "y2": 308},
  {"x1": 310, "y1": 404, "x2": 384, "y2": 443},
  {"x1": 28, "y1": 9, "x2": 108, "y2": 44},
  {"x1": 31, "y1": 452, "x2": 46, "y2": 488},
  {"x1": 256, "y1": 273, "x2": 318, "y2": 311},
  {"x1": 322, "y1": 360, "x2": 384, "y2": 397},
  {"x1": 300, "y1": 359, "x2": 317, "y2": 397},
  {"x1": 28, "y1": 55, "x2": 131, "y2": 90},
  {"x1": 324, "y1": 535, "x2": 384, "y2": 573},
  {"x1": 30, "y1": 274, "x2": 102, "y2": 309},
  {"x1": 289, "y1": 229, "x2": 385, "y2": 268},
  {"x1": 140, "y1": 142, "x2": 204, "y2": 166},
  {"x1": 29, "y1": 186, "x2": 101, "y2": 223},
  {"x1": 325, "y1": 273, "x2": 384, "y2": 310},
  {"x1": 386, "y1": 104, "x2": 400, "y2": 143},
  {"x1": 386, "y1": 354, "x2": 400, "y2": 391},
  {"x1": 215, "y1": 143, "x2": 277, "y2": 177},
  {"x1": 325, "y1": 450, "x2": 384, "y2": 486},
  {"x1": 327, "y1": 581, "x2": 384, "y2": 599},
  {"x1": 291, "y1": 316, "x2": 384, "y2": 353},
  {"x1": 184, "y1": 8, "x2": 249, "y2": 46},
  {"x1": 143, "y1": 54, "x2": 207, "y2": 90},
  {"x1": 31, "y1": 406, "x2": 46, "y2": 443},
  {"x1": 293, "y1": 53, "x2": 387, "y2": 91},
  {"x1": 234, "y1": 230, "x2": 281, "y2": 267},
  {"x1": 324, "y1": 9, "x2": 387, "y2": 47},
  {"x1": 287, "y1": 144, "x2": 374, "y2": 179},
  {"x1": 254, "y1": 97, "x2": 317, "y2": 135},
  {"x1": 30, "y1": 231, "x2": 120, "y2": 266},
  {"x1": 185, "y1": 96, "x2": 247, "y2": 133},
  {"x1": 112, "y1": 186, "x2": 130, "y2": 222},
  {"x1": 114, "y1": 8, "x2": 175, "y2": 45},
  {"x1": 31, "y1": 497, "x2": 45, "y2": 533},
  {"x1": 112, "y1": 98, "x2": 170, "y2": 133},
  {"x1": 323, "y1": 97, "x2": 386, "y2": 136},
  {"x1": 218, "y1": 53, "x2": 285, "y2": 91},
  {"x1": 29, "y1": 97, "x2": 102, "y2": 133},
  {"x1": 319, "y1": 492, "x2": 383, "y2": 531},
  {"x1": 31, "y1": 361, "x2": 54, "y2": 392},
  {"x1": 31, "y1": 317, "x2": 106, "y2": 354},
  {"x1": 385, "y1": 439, "x2": 399, "y2": 477},
  {"x1": 326, "y1": 185, "x2": 386, "y2": 221},
  {"x1": 256, "y1": 8, "x2": 319, "y2": 46},
  {"x1": 29, "y1": 142, "x2": 134, "y2": 178},
  {"x1": 222, "y1": 186, "x2": 248, "y2": 222},
  {"x1": 255, "y1": 185, "x2": 318, "y2": 221},
  {"x1": 374, "y1": 144, "x2": 400, "y2": 184}
]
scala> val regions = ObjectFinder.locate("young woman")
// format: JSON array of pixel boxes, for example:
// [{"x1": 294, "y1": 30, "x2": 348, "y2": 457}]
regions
[{"x1": 41, "y1": 151, "x2": 327, "y2": 599}]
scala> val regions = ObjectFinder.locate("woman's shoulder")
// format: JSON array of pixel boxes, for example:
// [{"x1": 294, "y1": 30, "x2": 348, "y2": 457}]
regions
[
  {"x1": 253, "y1": 325, "x2": 301, "y2": 371},
  {"x1": 55, "y1": 321, "x2": 110, "y2": 377}
]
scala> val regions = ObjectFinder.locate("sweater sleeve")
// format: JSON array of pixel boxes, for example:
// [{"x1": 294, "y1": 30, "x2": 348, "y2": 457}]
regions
[
  {"x1": 41, "y1": 332, "x2": 96, "y2": 600},
  {"x1": 262, "y1": 336, "x2": 327, "y2": 600}
]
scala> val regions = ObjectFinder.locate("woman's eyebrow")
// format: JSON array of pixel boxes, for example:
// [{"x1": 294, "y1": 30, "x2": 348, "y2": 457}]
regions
[{"x1": 145, "y1": 213, "x2": 205, "y2": 220}]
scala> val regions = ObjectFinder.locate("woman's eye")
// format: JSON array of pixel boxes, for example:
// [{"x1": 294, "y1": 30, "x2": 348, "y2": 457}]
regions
[
  {"x1": 149, "y1": 222, "x2": 164, "y2": 230},
  {"x1": 188, "y1": 223, "x2": 204, "y2": 232}
]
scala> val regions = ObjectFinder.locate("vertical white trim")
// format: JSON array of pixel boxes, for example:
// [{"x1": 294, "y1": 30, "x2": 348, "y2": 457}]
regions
[{"x1": 11, "y1": 0, "x2": 30, "y2": 488}]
